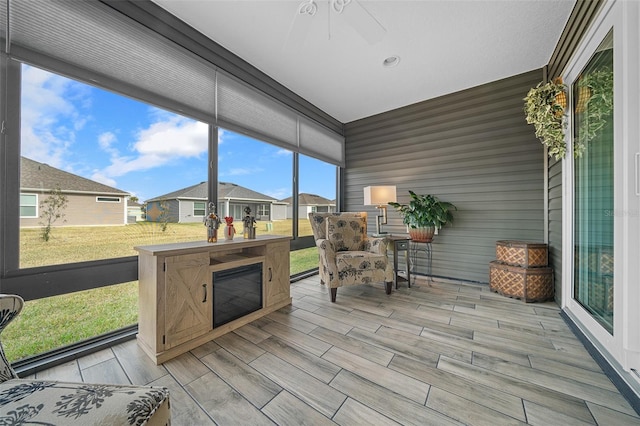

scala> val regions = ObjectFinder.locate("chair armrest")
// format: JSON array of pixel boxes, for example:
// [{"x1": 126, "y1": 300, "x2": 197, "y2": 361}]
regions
[
  {"x1": 316, "y1": 238, "x2": 337, "y2": 260},
  {"x1": 364, "y1": 237, "x2": 388, "y2": 255},
  {"x1": 315, "y1": 238, "x2": 339, "y2": 284}
]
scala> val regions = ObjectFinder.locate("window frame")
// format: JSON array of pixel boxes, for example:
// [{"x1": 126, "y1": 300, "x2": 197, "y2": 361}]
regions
[
  {"x1": 193, "y1": 201, "x2": 206, "y2": 217},
  {"x1": 96, "y1": 196, "x2": 121, "y2": 203},
  {"x1": 20, "y1": 193, "x2": 38, "y2": 218}
]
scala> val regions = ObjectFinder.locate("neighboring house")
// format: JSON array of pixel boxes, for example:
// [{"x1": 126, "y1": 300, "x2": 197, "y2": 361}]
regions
[
  {"x1": 145, "y1": 181, "x2": 286, "y2": 224},
  {"x1": 20, "y1": 157, "x2": 130, "y2": 227},
  {"x1": 280, "y1": 193, "x2": 336, "y2": 219}
]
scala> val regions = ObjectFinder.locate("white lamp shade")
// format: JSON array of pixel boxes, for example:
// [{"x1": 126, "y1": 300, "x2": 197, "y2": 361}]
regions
[{"x1": 363, "y1": 185, "x2": 397, "y2": 205}]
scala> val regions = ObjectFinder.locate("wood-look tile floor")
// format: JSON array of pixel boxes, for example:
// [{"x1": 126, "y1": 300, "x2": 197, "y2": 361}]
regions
[{"x1": 31, "y1": 276, "x2": 640, "y2": 425}]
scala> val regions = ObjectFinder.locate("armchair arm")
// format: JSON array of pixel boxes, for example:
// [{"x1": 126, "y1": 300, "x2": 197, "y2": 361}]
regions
[
  {"x1": 364, "y1": 237, "x2": 388, "y2": 255},
  {"x1": 316, "y1": 238, "x2": 339, "y2": 285}
]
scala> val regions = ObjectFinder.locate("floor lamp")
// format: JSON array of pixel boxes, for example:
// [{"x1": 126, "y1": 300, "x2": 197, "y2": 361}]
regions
[{"x1": 363, "y1": 185, "x2": 397, "y2": 237}]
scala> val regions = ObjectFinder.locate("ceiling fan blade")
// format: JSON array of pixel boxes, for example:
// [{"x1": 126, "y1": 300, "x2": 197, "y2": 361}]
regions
[
  {"x1": 340, "y1": 0, "x2": 386, "y2": 44},
  {"x1": 283, "y1": 1, "x2": 316, "y2": 52}
]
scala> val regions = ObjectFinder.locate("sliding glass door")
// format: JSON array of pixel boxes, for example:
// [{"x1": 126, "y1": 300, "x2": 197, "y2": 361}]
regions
[{"x1": 572, "y1": 32, "x2": 614, "y2": 333}]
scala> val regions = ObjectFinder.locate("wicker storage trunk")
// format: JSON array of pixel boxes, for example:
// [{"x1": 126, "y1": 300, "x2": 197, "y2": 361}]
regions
[
  {"x1": 489, "y1": 261, "x2": 554, "y2": 302},
  {"x1": 496, "y1": 240, "x2": 548, "y2": 268}
]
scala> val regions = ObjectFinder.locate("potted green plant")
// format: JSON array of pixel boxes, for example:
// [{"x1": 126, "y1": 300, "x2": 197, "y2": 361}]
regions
[
  {"x1": 388, "y1": 191, "x2": 456, "y2": 242},
  {"x1": 523, "y1": 77, "x2": 569, "y2": 160}
]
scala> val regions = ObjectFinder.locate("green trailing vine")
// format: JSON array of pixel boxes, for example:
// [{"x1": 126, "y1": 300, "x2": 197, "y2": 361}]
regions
[
  {"x1": 523, "y1": 78, "x2": 569, "y2": 160},
  {"x1": 524, "y1": 68, "x2": 613, "y2": 161},
  {"x1": 575, "y1": 66, "x2": 613, "y2": 156}
]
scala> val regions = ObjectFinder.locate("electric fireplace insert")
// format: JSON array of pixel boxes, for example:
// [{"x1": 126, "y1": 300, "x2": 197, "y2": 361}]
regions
[{"x1": 213, "y1": 262, "x2": 263, "y2": 328}]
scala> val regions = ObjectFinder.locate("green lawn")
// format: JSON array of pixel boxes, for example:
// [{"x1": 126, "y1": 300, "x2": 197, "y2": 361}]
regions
[{"x1": 4, "y1": 221, "x2": 318, "y2": 362}]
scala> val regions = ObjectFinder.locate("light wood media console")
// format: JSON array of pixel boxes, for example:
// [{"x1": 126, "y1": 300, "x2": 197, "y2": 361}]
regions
[{"x1": 135, "y1": 235, "x2": 291, "y2": 364}]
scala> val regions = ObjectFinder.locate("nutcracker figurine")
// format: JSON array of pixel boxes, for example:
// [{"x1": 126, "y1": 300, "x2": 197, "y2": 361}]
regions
[{"x1": 204, "y1": 202, "x2": 221, "y2": 243}]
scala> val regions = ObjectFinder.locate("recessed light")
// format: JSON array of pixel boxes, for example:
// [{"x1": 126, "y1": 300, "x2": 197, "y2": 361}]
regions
[{"x1": 383, "y1": 55, "x2": 400, "y2": 68}]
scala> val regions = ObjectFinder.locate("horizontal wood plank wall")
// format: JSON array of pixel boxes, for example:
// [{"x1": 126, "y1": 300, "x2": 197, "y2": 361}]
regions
[
  {"x1": 344, "y1": 70, "x2": 545, "y2": 284},
  {"x1": 546, "y1": 0, "x2": 605, "y2": 301}
]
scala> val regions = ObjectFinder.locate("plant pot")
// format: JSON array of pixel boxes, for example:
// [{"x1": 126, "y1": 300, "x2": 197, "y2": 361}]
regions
[{"x1": 409, "y1": 226, "x2": 435, "y2": 243}]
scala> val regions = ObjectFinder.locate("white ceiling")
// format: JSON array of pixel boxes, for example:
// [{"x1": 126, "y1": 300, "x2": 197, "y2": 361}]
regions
[{"x1": 152, "y1": 0, "x2": 576, "y2": 123}]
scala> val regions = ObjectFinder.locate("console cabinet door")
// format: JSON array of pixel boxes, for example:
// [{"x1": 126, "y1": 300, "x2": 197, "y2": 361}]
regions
[
  {"x1": 264, "y1": 241, "x2": 290, "y2": 307},
  {"x1": 164, "y1": 252, "x2": 212, "y2": 349}
]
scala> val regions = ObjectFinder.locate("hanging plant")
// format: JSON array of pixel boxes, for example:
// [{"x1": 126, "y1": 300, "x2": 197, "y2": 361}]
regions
[
  {"x1": 523, "y1": 77, "x2": 570, "y2": 160},
  {"x1": 575, "y1": 66, "x2": 613, "y2": 156}
]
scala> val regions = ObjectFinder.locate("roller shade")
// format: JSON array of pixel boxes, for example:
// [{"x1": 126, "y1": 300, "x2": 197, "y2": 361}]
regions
[
  {"x1": 216, "y1": 71, "x2": 299, "y2": 151},
  {"x1": 3, "y1": 0, "x2": 344, "y2": 166},
  {"x1": 299, "y1": 115, "x2": 345, "y2": 166}
]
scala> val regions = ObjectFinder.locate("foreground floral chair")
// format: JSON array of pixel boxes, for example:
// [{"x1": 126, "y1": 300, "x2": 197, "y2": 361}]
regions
[
  {"x1": 0, "y1": 294, "x2": 170, "y2": 425},
  {"x1": 309, "y1": 212, "x2": 393, "y2": 302}
]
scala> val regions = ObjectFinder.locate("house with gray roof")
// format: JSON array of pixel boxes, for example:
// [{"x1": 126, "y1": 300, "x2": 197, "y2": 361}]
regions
[
  {"x1": 145, "y1": 181, "x2": 287, "y2": 224},
  {"x1": 280, "y1": 193, "x2": 335, "y2": 219},
  {"x1": 20, "y1": 157, "x2": 131, "y2": 227}
]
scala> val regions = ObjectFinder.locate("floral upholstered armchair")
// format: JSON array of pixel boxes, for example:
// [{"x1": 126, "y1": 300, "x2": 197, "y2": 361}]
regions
[
  {"x1": 309, "y1": 212, "x2": 394, "y2": 302},
  {"x1": 0, "y1": 294, "x2": 171, "y2": 425}
]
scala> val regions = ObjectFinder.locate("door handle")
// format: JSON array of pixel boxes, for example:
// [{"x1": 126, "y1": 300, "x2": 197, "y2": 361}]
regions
[
  {"x1": 202, "y1": 283, "x2": 207, "y2": 303},
  {"x1": 268, "y1": 267, "x2": 273, "y2": 282}
]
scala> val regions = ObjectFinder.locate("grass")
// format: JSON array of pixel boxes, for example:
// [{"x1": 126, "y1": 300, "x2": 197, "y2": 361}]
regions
[{"x1": 5, "y1": 220, "x2": 318, "y2": 361}]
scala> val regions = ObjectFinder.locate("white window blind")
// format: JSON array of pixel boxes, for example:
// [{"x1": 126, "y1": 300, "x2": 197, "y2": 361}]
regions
[
  {"x1": 216, "y1": 71, "x2": 299, "y2": 151},
  {"x1": 2, "y1": 0, "x2": 345, "y2": 166}
]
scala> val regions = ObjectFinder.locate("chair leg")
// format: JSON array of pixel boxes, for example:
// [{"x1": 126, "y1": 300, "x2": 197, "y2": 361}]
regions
[
  {"x1": 330, "y1": 288, "x2": 337, "y2": 303},
  {"x1": 385, "y1": 281, "x2": 392, "y2": 295}
]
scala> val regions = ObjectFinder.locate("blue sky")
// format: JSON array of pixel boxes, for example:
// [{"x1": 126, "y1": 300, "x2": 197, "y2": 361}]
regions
[{"x1": 21, "y1": 65, "x2": 336, "y2": 202}]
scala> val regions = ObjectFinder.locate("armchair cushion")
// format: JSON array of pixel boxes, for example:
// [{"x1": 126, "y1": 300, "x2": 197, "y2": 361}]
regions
[
  {"x1": 0, "y1": 294, "x2": 171, "y2": 425},
  {"x1": 0, "y1": 379, "x2": 170, "y2": 425},
  {"x1": 326, "y1": 215, "x2": 366, "y2": 252}
]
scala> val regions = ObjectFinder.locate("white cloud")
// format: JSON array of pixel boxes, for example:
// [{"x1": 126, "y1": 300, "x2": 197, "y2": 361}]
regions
[
  {"x1": 265, "y1": 187, "x2": 291, "y2": 200},
  {"x1": 98, "y1": 132, "x2": 119, "y2": 156},
  {"x1": 275, "y1": 149, "x2": 292, "y2": 156},
  {"x1": 98, "y1": 116, "x2": 208, "y2": 178},
  {"x1": 89, "y1": 171, "x2": 118, "y2": 187},
  {"x1": 223, "y1": 167, "x2": 265, "y2": 177},
  {"x1": 20, "y1": 65, "x2": 90, "y2": 167}
]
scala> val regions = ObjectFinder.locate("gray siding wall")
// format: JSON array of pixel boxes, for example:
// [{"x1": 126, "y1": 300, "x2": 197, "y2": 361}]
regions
[
  {"x1": 548, "y1": 157, "x2": 563, "y2": 301},
  {"x1": 344, "y1": 70, "x2": 546, "y2": 283},
  {"x1": 179, "y1": 200, "x2": 205, "y2": 223},
  {"x1": 545, "y1": 0, "x2": 605, "y2": 300}
]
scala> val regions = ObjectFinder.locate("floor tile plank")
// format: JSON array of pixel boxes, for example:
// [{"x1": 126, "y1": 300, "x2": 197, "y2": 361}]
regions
[
  {"x1": 329, "y1": 369, "x2": 463, "y2": 426},
  {"x1": 112, "y1": 339, "x2": 168, "y2": 385},
  {"x1": 258, "y1": 335, "x2": 341, "y2": 383},
  {"x1": 389, "y1": 354, "x2": 526, "y2": 421},
  {"x1": 81, "y1": 357, "x2": 130, "y2": 385},
  {"x1": 200, "y1": 347, "x2": 282, "y2": 408},
  {"x1": 333, "y1": 397, "x2": 401, "y2": 425},
  {"x1": 250, "y1": 352, "x2": 347, "y2": 418},
  {"x1": 472, "y1": 353, "x2": 636, "y2": 416},
  {"x1": 151, "y1": 373, "x2": 215, "y2": 425},
  {"x1": 426, "y1": 386, "x2": 527, "y2": 425},
  {"x1": 438, "y1": 355, "x2": 597, "y2": 423},
  {"x1": 309, "y1": 326, "x2": 394, "y2": 366},
  {"x1": 185, "y1": 371, "x2": 275, "y2": 425},
  {"x1": 322, "y1": 346, "x2": 430, "y2": 404},
  {"x1": 262, "y1": 391, "x2": 337, "y2": 426}
]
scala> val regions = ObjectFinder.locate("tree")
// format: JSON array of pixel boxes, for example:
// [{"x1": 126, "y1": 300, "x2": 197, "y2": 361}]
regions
[
  {"x1": 39, "y1": 188, "x2": 68, "y2": 242},
  {"x1": 158, "y1": 201, "x2": 171, "y2": 232}
]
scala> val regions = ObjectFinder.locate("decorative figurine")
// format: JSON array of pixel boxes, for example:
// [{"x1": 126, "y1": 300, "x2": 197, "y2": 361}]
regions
[
  {"x1": 223, "y1": 216, "x2": 235, "y2": 240},
  {"x1": 204, "y1": 202, "x2": 221, "y2": 243},
  {"x1": 242, "y1": 206, "x2": 257, "y2": 239}
]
